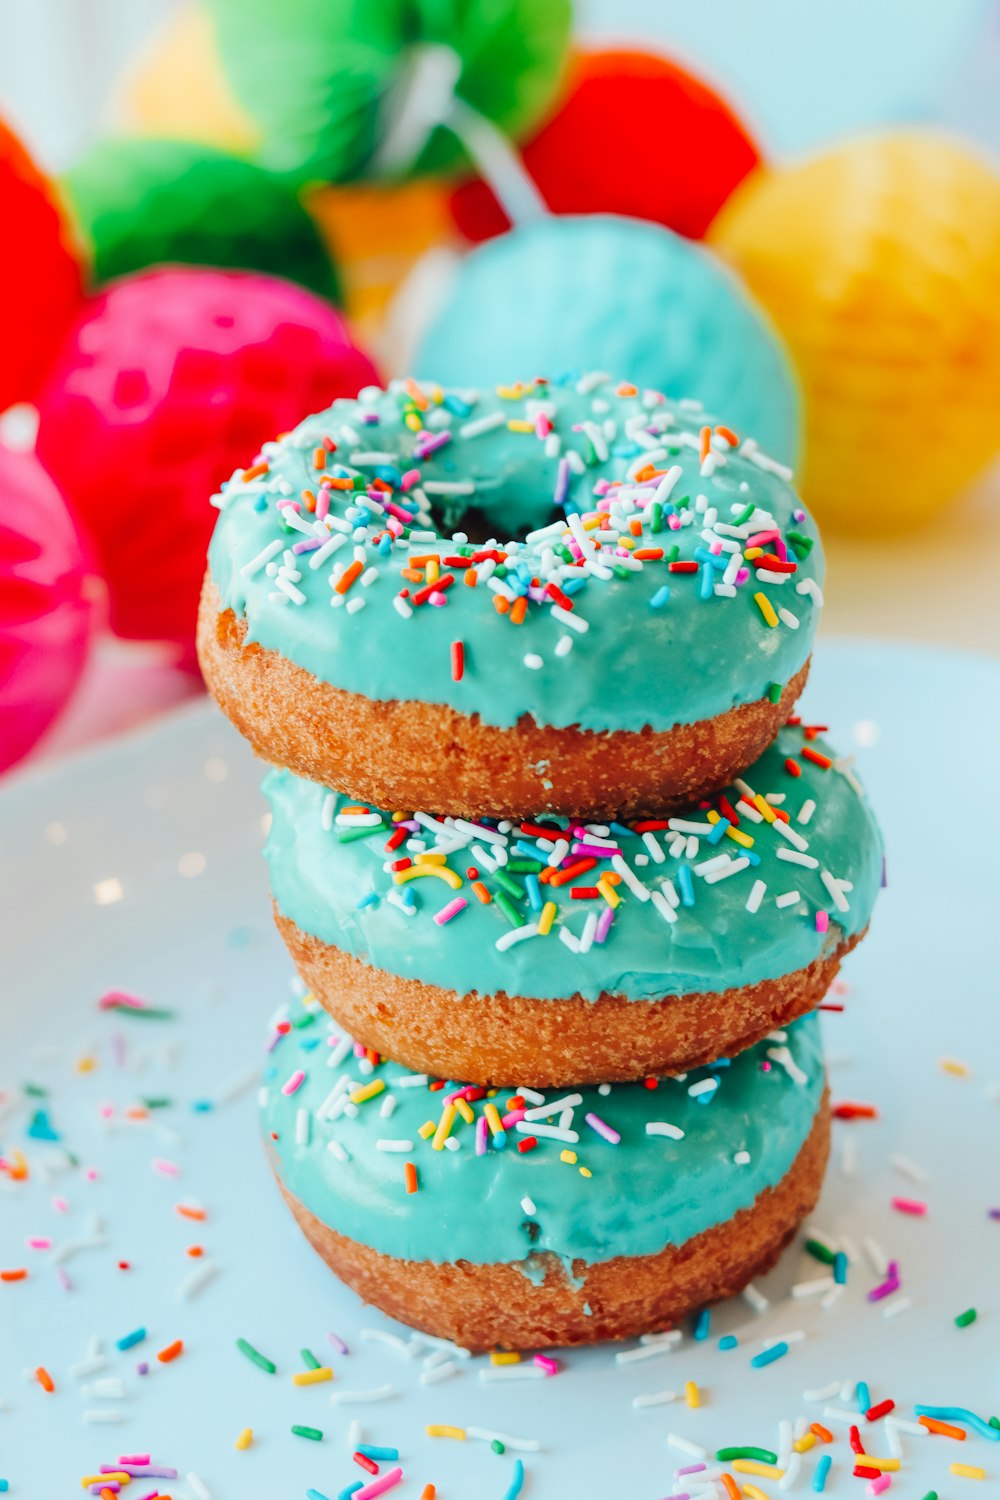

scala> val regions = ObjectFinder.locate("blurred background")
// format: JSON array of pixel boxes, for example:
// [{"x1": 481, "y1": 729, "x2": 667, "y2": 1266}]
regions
[{"x1": 2, "y1": 0, "x2": 998, "y2": 777}]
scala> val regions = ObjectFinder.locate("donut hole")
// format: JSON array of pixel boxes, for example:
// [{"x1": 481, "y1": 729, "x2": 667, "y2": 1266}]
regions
[{"x1": 426, "y1": 496, "x2": 563, "y2": 548}]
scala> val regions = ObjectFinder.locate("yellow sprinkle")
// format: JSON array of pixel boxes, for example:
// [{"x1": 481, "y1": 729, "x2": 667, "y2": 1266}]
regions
[
  {"x1": 426, "y1": 557, "x2": 440, "y2": 586},
  {"x1": 507, "y1": 419, "x2": 534, "y2": 433},
  {"x1": 454, "y1": 1096, "x2": 474, "y2": 1125},
  {"x1": 618, "y1": 535, "x2": 636, "y2": 550},
  {"x1": 579, "y1": 1166, "x2": 592, "y2": 1178},
  {"x1": 490, "y1": 1351, "x2": 521, "y2": 1365},
  {"x1": 394, "y1": 864, "x2": 463, "y2": 890},
  {"x1": 415, "y1": 851, "x2": 448, "y2": 866},
  {"x1": 349, "y1": 1079, "x2": 385, "y2": 1106},
  {"x1": 793, "y1": 1433, "x2": 816, "y2": 1453},
  {"x1": 940, "y1": 1058, "x2": 970, "y2": 1077},
  {"x1": 484, "y1": 1103, "x2": 505, "y2": 1139},
  {"x1": 950, "y1": 1464, "x2": 987, "y2": 1480},
  {"x1": 426, "y1": 1424, "x2": 466, "y2": 1439},
  {"x1": 754, "y1": 591, "x2": 779, "y2": 628},
  {"x1": 81, "y1": 1477, "x2": 130, "y2": 1489},
  {"x1": 418, "y1": 1119, "x2": 436, "y2": 1140},
  {"x1": 857, "y1": 1459, "x2": 899, "y2": 1473},
  {"x1": 292, "y1": 1367, "x2": 333, "y2": 1386},
  {"x1": 235, "y1": 1427, "x2": 254, "y2": 1450},
  {"x1": 404, "y1": 411, "x2": 422, "y2": 432},
  {"x1": 496, "y1": 383, "x2": 528, "y2": 400},
  {"x1": 742, "y1": 1485, "x2": 770, "y2": 1500},
  {"x1": 732, "y1": 1462, "x2": 785, "y2": 1479},
  {"x1": 596, "y1": 875, "x2": 620, "y2": 909},
  {"x1": 753, "y1": 793, "x2": 777, "y2": 823},
  {"x1": 582, "y1": 514, "x2": 603, "y2": 531},
  {"x1": 560, "y1": 1149, "x2": 578, "y2": 1164},
  {"x1": 744, "y1": 546, "x2": 764, "y2": 559},
  {"x1": 538, "y1": 900, "x2": 557, "y2": 936},
  {"x1": 76, "y1": 1056, "x2": 97, "y2": 1074},
  {"x1": 684, "y1": 1380, "x2": 700, "y2": 1408},
  {"x1": 432, "y1": 1103, "x2": 457, "y2": 1151}
]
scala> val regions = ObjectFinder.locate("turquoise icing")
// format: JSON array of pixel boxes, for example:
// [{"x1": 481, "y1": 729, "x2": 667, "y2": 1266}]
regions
[
  {"x1": 264, "y1": 722, "x2": 883, "y2": 1003},
  {"x1": 261, "y1": 999, "x2": 826, "y2": 1269},
  {"x1": 207, "y1": 373, "x2": 825, "y2": 735}
]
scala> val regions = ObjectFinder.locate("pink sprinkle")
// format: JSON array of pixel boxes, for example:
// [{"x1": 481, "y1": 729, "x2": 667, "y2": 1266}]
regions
[
  {"x1": 433, "y1": 897, "x2": 467, "y2": 926},
  {"x1": 99, "y1": 1103, "x2": 115, "y2": 1119},
  {"x1": 867, "y1": 1477, "x2": 892, "y2": 1496},
  {"x1": 292, "y1": 537, "x2": 322, "y2": 553},
  {"x1": 747, "y1": 529, "x2": 780, "y2": 548},
  {"x1": 594, "y1": 906, "x2": 615, "y2": 944},
  {"x1": 475, "y1": 1116, "x2": 488, "y2": 1156},
  {"x1": 386, "y1": 503, "x2": 415, "y2": 525},
  {"x1": 275, "y1": 499, "x2": 301, "y2": 513},
  {"x1": 282, "y1": 1070, "x2": 306, "y2": 1097},
  {"x1": 428, "y1": 590, "x2": 447, "y2": 607},
  {"x1": 56, "y1": 1266, "x2": 73, "y2": 1291},
  {"x1": 533, "y1": 1353, "x2": 559, "y2": 1375},
  {"x1": 119, "y1": 1456, "x2": 152, "y2": 1466},
  {"x1": 502, "y1": 1109, "x2": 526, "y2": 1129},
  {"x1": 535, "y1": 412, "x2": 553, "y2": 439},
  {"x1": 667, "y1": 513, "x2": 682, "y2": 530},
  {"x1": 52, "y1": 1196, "x2": 69, "y2": 1214},
  {"x1": 890, "y1": 1197, "x2": 927, "y2": 1216},
  {"x1": 585, "y1": 1111, "x2": 620, "y2": 1145},
  {"x1": 400, "y1": 468, "x2": 421, "y2": 491},
  {"x1": 815, "y1": 911, "x2": 829, "y2": 933},
  {"x1": 98, "y1": 990, "x2": 147, "y2": 1011},
  {"x1": 84, "y1": 1167, "x2": 99, "y2": 1181},
  {"x1": 316, "y1": 490, "x2": 330, "y2": 521},
  {"x1": 27, "y1": 1237, "x2": 51, "y2": 1251},
  {"x1": 152, "y1": 1157, "x2": 180, "y2": 1177},
  {"x1": 354, "y1": 1467, "x2": 403, "y2": 1500}
]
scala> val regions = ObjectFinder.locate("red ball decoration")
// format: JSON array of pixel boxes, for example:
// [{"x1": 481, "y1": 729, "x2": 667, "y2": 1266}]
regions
[
  {"x1": 0, "y1": 444, "x2": 99, "y2": 771},
  {"x1": 450, "y1": 49, "x2": 761, "y2": 245},
  {"x1": 0, "y1": 115, "x2": 84, "y2": 413},
  {"x1": 34, "y1": 267, "x2": 379, "y2": 649}
]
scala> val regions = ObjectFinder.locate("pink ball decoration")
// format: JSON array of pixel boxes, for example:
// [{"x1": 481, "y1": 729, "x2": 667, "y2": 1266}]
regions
[
  {"x1": 35, "y1": 267, "x2": 379, "y2": 649},
  {"x1": 0, "y1": 443, "x2": 99, "y2": 771}
]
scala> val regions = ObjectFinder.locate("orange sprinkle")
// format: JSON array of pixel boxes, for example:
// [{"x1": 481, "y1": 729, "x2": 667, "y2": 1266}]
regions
[
  {"x1": 312, "y1": 446, "x2": 327, "y2": 470},
  {"x1": 802, "y1": 747, "x2": 833, "y2": 770},
  {"x1": 464, "y1": 568, "x2": 478, "y2": 587},
  {"x1": 241, "y1": 461, "x2": 269, "y2": 482},
  {"x1": 404, "y1": 377, "x2": 429, "y2": 410},
  {"x1": 811, "y1": 1423, "x2": 833, "y2": 1443},
  {"x1": 634, "y1": 548, "x2": 664, "y2": 560},
  {"x1": 327, "y1": 476, "x2": 354, "y2": 490},
  {"x1": 919, "y1": 1417, "x2": 966, "y2": 1440},
  {"x1": 493, "y1": 595, "x2": 510, "y2": 616},
  {"x1": 616, "y1": 382, "x2": 638, "y2": 397},
  {"x1": 404, "y1": 1161, "x2": 418, "y2": 1195},
  {"x1": 157, "y1": 1339, "x2": 184, "y2": 1363},
  {"x1": 699, "y1": 425, "x2": 712, "y2": 463},
  {"x1": 420, "y1": 1487, "x2": 436, "y2": 1500},
  {"x1": 471, "y1": 881, "x2": 491, "y2": 904},
  {"x1": 36, "y1": 1366, "x2": 54, "y2": 1393},
  {"x1": 1, "y1": 1268, "x2": 27, "y2": 1282},
  {"x1": 6, "y1": 1150, "x2": 28, "y2": 1181},
  {"x1": 715, "y1": 424, "x2": 740, "y2": 447},
  {"x1": 175, "y1": 1204, "x2": 206, "y2": 1222},
  {"x1": 186, "y1": 1245, "x2": 204, "y2": 1257},
  {"x1": 721, "y1": 1475, "x2": 740, "y2": 1500},
  {"x1": 400, "y1": 568, "x2": 425, "y2": 584},
  {"x1": 785, "y1": 758, "x2": 802, "y2": 777},
  {"x1": 510, "y1": 596, "x2": 528, "y2": 625},
  {"x1": 336, "y1": 560, "x2": 364, "y2": 596},
  {"x1": 629, "y1": 516, "x2": 643, "y2": 537}
]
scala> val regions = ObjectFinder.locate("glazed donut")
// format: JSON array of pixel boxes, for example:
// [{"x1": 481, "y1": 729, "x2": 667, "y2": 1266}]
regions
[
  {"x1": 199, "y1": 372, "x2": 824, "y2": 820},
  {"x1": 262, "y1": 998, "x2": 829, "y2": 1351},
  {"x1": 264, "y1": 720, "x2": 882, "y2": 1087}
]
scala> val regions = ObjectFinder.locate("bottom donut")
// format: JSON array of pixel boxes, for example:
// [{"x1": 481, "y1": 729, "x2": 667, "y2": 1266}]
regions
[{"x1": 261, "y1": 999, "x2": 830, "y2": 1350}]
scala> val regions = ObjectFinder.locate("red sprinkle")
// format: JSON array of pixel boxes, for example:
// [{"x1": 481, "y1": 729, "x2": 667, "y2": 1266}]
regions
[
  {"x1": 450, "y1": 641, "x2": 464, "y2": 682},
  {"x1": 849, "y1": 1425, "x2": 865, "y2": 1455},
  {"x1": 832, "y1": 1102, "x2": 879, "y2": 1120},
  {"x1": 866, "y1": 1399, "x2": 896, "y2": 1422},
  {"x1": 517, "y1": 1137, "x2": 538, "y2": 1154},
  {"x1": 668, "y1": 561, "x2": 699, "y2": 574},
  {"x1": 354, "y1": 1453, "x2": 379, "y2": 1475},
  {"x1": 802, "y1": 747, "x2": 833, "y2": 770}
]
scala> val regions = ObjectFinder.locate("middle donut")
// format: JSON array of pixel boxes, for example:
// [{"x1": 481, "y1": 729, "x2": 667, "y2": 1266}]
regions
[{"x1": 264, "y1": 719, "x2": 883, "y2": 1087}]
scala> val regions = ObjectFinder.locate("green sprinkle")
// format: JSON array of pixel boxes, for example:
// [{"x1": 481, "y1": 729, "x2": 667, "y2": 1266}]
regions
[
  {"x1": 955, "y1": 1307, "x2": 978, "y2": 1327},
  {"x1": 505, "y1": 859, "x2": 543, "y2": 874},
  {"x1": 805, "y1": 1237, "x2": 836, "y2": 1265},
  {"x1": 675, "y1": 493, "x2": 690, "y2": 510},
  {"x1": 491, "y1": 1439, "x2": 506, "y2": 1454},
  {"x1": 291, "y1": 1011, "x2": 317, "y2": 1030},
  {"x1": 493, "y1": 870, "x2": 525, "y2": 902},
  {"x1": 23, "y1": 1082, "x2": 48, "y2": 1097},
  {"x1": 920, "y1": 1492, "x2": 938, "y2": 1500},
  {"x1": 105, "y1": 1004, "x2": 176, "y2": 1021},
  {"x1": 766, "y1": 681, "x2": 783, "y2": 705},
  {"x1": 494, "y1": 891, "x2": 525, "y2": 929},
  {"x1": 582, "y1": 439, "x2": 597, "y2": 466},
  {"x1": 650, "y1": 501, "x2": 663, "y2": 533},
  {"x1": 494, "y1": 563, "x2": 509, "y2": 578},
  {"x1": 140, "y1": 1096, "x2": 173, "y2": 1110},
  {"x1": 716, "y1": 1447, "x2": 779, "y2": 1465},
  {"x1": 787, "y1": 530, "x2": 814, "y2": 557},
  {"x1": 990, "y1": 1417, "x2": 1000, "y2": 1431},
  {"x1": 338, "y1": 823, "x2": 388, "y2": 844},
  {"x1": 300, "y1": 1347, "x2": 321, "y2": 1369},
  {"x1": 733, "y1": 502, "x2": 757, "y2": 526},
  {"x1": 666, "y1": 544, "x2": 680, "y2": 564},
  {"x1": 612, "y1": 563, "x2": 632, "y2": 580},
  {"x1": 236, "y1": 1337, "x2": 276, "y2": 1374},
  {"x1": 292, "y1": 1424, "x2": 324, "y2": 1441}
]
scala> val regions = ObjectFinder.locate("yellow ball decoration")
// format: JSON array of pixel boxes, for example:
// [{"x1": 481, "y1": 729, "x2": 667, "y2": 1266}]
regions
[{"x1": 709, "y1": 131, "x2": 1000, "y2": 532}]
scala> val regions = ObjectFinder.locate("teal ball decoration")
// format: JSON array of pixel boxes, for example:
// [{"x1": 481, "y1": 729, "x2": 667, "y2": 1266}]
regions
[
  {"x1": 414, "y1": 214, "x2": 800, "y2": 463},
  {"x1": 61, "y1": 137, "x2": 342, "y2": 302}
]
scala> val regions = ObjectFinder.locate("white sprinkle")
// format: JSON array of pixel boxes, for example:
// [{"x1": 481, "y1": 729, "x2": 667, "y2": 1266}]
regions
[
  {"x1": 798, "y1": 799, "x2": 816, "y2": 825},
  {"x1": 495, "y1": 923, "x2": 539, "y2": 952},
  {"x1": 840, "y1": 1136, "x2": 858, "y2": 1177},
  {"x1": 793, "y1": 1277, "x2": 834, "y2": 1299},
  {"x1": 668, "y1": 1434, "x2": 707, "y2": 1459},
  {"x1": 523, "y1": 653, "x2": 543, "y2": 671},
  {"x1": 803, "y1": 1382, "x2": 842, "y2": 1402},
  {"x1": 610, "y1": 854, "x2": 650, "y2": 902},
  {"x1": 176, "y1": 1260, "x2": 218, "y2": 1302},
  {"x1": 295, "y1": 1108, "x2": 311, "y2": 1147},
  {"x1": 820, "y1": 869, "x2": 850, "y2": 912},
  {"x1": 327, "y1": 1140, "x2": 350, "y2": 1163},
  {"x1": 466, "y1": 1427, "x2": 542, "y2": 1453},
  {"x1": 885, "y1": 1416, "x2": 926, "y2": 1438},
  {"x1": 821, "y1": 1284, "x2": 844, "y2": 1311},
  {"x1": 776, "y1": 848, "x2": 818, "y2": 870},
  {"x1": 460, "y1": 411, "x2": 506, "y2": 439},
  {"x1": 375, "y1": 1139, "x2": 413, "y2": 1153},
  {"x1": 550, "y1": 603, "x2": 589, "y2": 633},
  {"x1": 82, "y1": 1378, "x2": 126, "y2": 1399},
  {"x1": 775, "y1": 890, "x2": 801, "y2": 909},
  {"x1": 773, "y1": 819, "x2": 810, "y2": 853},
  {"x1": 646, "y1": 1122, "x2": 685, "y2": 1140},
  {"x1": 704, "y1": 856, "x2": 750, "y2": 884},
  {"x1": 240, "y1": 538, "x2": 284, "y2": 577},
  {"x1": 778, "y1": 607, "x2": 800, "y2": 629},
  {"x1": 615, "y1": 1336, "x2": 682, "y2": 1365},
  {"x1": 745, "y1": 879, "x2": 767, "y2": 913},
  {"x1": 392, "y1": 596, "x2": 413, "y2": 620},
  {"x1": 309, "y1": 533, "x2": 348, "y2": 569},
  {"x1": 889, "y1": 1152, "x2": 928, "y2": 1184},
  {"x1": 522, "y1": 1093, "x2": 583, "y2": 1121},
  {"x1": 633, "y1": 1390, "x2": 678, "y2": 1409},
  {"x1": 521, "y1": 1196, "x2": 536, "y2": 1216},
  {"x1": 779, "y1": 1453, "x2": 801, "y2": 1491},
  {"x1": 187, "y1": 1473, "x2": 213, "y2": 1500},
  {"x1": 797, "y1": 577, "x2": 824, "y2": 606},
  {"x1": 515, "y1": 1120, "x2": 577, "y2": 1144},
  {"x1": 83, "y1": 1410, "x2": 126, "y2": 1424},
  {"x1": 743, "y1": 1283, "x2": 770, "y2": 1313},
  {"x1": 420, "y1": 1361, "x2": 459, "y2": 1385},
  {"x1": 688, "y1": 1078, "x2": 718, "y2": 1099},
  {"x1": 823, "y1": 1406, "x2": 862, "y2": 1427},
  {"x1": 70, "y1": 1356, "x2": 109, "y2": 1379},
  {"x1": 734, "y1": 1150, "x2": 751, "y2": 1165},
  {"x1": 881, "y1": 1295, "x2": 913, "y2": 1321}
]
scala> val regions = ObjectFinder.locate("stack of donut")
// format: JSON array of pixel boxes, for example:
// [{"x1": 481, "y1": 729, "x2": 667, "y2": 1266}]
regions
[{"x1": 199, "y1": 372, "x2": 883, "y2": 1350}]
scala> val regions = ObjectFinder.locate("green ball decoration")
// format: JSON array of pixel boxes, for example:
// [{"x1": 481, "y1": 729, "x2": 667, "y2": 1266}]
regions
[
  {"x1": 61, "y1": 137, "x2": 342, "y2": 302},
  {"x1": 203, "y1": 0, "x2": 572, "y2": 183}
]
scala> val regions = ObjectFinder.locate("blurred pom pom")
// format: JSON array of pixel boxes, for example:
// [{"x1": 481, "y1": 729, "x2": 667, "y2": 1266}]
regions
[
  {"x1": 0, "y1": 442, "x2": 99, "y2": 770},
  {"x1": 0, "y1": 115, "x2": 84, "y2": 412},
  {"x1": 34, "y1": 267, "x2": 378, "y2": 649},
  {"x1": 202, "y1": 0, "x2": 572, "y2": 182},
  {"x1": 710, "y1": 131, "x2": 1000, "y2": 532},
  {"x1": 450, "y1": 48, "x2": 761, "y2": 244},
  {"x1": 407, "y1": 213, "x2": 799, "y2": 463},
  {"x1": 61, "y1": 136, "x2": 342, "y2": 303}
]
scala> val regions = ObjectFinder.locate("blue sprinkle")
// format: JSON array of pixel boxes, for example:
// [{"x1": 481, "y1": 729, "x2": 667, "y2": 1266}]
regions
[
  {"x1": 336, "y1": 1484, "x2": 362, "y2": 1500},
  {"x1": 27, "y1": 1110, "x2": 59, "y2": 1142},
  {"x1": 719, "y1": 1335, "x2": 739, "y2": 1351},
  {"x1": 561, "y1": 576, "x2": 587, "y2": 597},
  {"x1": 115, "y1": 1327, "x2": 146, "y2": 1351},
  {"x1": 693, "y1": 1308, "x2": 711, "y2": 1341},
  {"x1": 744, "y1": 851, "x2": 762, "y2": 866},
  {"x1": 377, "y1": 533, "x2": 393, "y2": 556},
  {"x1": 813, "y1": 1455, "x2": 832, "y2": 1492},
  {"x1": 857, "y1": 1381, "x2": 870, "y2": 1414},
  {"x1": 373, "y1": 465, "x2": 402, "y2": 488},
  {"x1": 609, "y1": 822, "x2": 635, "y2": 839},
  {"x1": 694, "y1": 546, "x2": 728, "y2": 571},
  {"x1": 300, "y1": 1037, "x2": 320, "y2": 1052},
  {"x1": 356, "y1": 891, "x2": 380, "y2": 911},
  {"x1": 699, "y1": 564, "x2": 715, "y2": 600},
  {"x1": 253, "y1": 495, "x2": 269, "y2": 512},
  {"x1": 442, "y1": 393, "x2": 472, "y2": 416},
  {"x1": 650, "y1": 584, "x2": 671, "y2": 609},
  {"x1": 357, "y1": 1445, "x2": 399, "y2": 1461},
  {"x1": 833, "y1": 1252, "x2": 848, "y2": 1285},
  {"x1": 0, "y1": 1481, "x2": 8, "y2": 1494},
  {"x1": 751, "y1": 1341, "x2": 788, "y2": 1368},
  {"x1": 191, "y1": 1100, "x2": 213, "y2": 1112},
  {"x1": 503, "y1": 1459, "x2": 525, "y2": 1500},
  {"x1": 706, "y1": 819, "x2": 729, "y2": 845},
  {"x1": 677, "y1": 864, "x2": 695, "y2": 908},
  {"x1": 711, "y1": 1057, "x2": 732, "y2": 1069},
  {"x1": 494, "y1": 1130, "x2": 507, "y2": 1150},
  {"x1": 914, "y1": 1407, "x2": 1000, "y2": 1442},
  {"x1": 524, "y1": 874, "x2": 542, "y2": 913},
  {"x1": 514, "y1": 841, "x2": 542, "y2": 860}
]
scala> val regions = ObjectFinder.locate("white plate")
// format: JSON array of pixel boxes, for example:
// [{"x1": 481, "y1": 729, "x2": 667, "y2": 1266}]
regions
[{"x1": 1, "y1": 640, "x2": 997, "y2": 1500}]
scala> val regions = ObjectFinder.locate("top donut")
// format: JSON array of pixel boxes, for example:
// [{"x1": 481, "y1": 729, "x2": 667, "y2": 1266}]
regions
[{"x1": 199, "y1": 373, "x2": 824, "y2": 820}]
